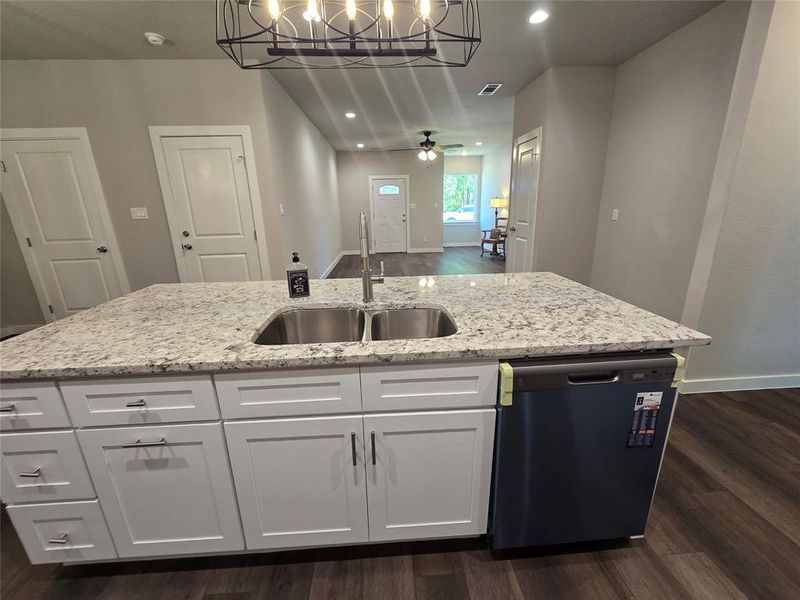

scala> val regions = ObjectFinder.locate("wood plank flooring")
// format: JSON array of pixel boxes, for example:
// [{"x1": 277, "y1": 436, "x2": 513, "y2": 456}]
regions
[
  {"x1": 2, "y1": 388, "x2": 799, "y2": 600},
  {"x1": 327, "y1": 247, "x2": 506, "y2": 278}
]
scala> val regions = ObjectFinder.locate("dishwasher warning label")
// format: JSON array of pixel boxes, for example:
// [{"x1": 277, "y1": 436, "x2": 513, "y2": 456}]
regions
[{"x1": 628, "y1": 392, "x2": 662, "y2": 448}]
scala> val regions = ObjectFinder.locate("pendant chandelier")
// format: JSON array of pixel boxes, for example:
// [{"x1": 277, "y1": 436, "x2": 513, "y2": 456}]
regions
[{"x1": 217, "y1": 0, "x2": 481, "y2": 69}]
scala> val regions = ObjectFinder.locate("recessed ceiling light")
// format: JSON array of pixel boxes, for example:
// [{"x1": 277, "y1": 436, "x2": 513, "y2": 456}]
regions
[
  {"x1": 529, "y1": 10, "x2": 549, "y2": 24},
  {"x1": 356, "y1": 143, "x2": 365, "y2": 148},
  {"x1": 144, "y1": 32, "x2": 166, "y2": 46},
  {"x1": 475, "y1": 142, "x2": 483, "y2": 146},
  {"x1": 461, "y1": 150, "x2": 468, "y2": 156},
  {"x1": 345, "y1": 112, "x2": 357, "y2": 119}
]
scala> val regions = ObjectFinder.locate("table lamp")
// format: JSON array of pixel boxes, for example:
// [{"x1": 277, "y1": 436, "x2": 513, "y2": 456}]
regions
[{"x1": 489, "y1": 197, "x2": 509, "y2": 227}]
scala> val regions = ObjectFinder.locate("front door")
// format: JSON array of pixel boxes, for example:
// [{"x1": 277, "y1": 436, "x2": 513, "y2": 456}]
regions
[
  {"x1": 507, "y1": 129, "x2": 542, "y2": 273},
  {"x1": 153, "y1": 134, "x2": 264, "y2": 282},
  {"x1": 0, "y1": 132, "x2": 128, "y2": 321},
  {"x1": 370, "y1": 177, "x2": 408, "y2": 253}
]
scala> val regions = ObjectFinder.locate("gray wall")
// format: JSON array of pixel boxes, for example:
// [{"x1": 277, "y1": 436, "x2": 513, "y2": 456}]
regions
[
  {"x1": 479, "y1": 145, "x2": 512, "y2": 232},
  {"x1": 443, "y1": 156, "x2": 483, "y2": 246},
  {"x1": 512, "y1": 66, "x2": 616, "y2": 284},
  {"x1": 685, "y1": 0, "x2": 800, "y2": 385},
  {"x1": 1, "y1": 198, "x2": 45, "y2": 330},
  {"x1": 590, "y1": 2, "x2": 750, "y2": 321},
  {"x1": 0, "y1": 60, "x2": 342, "y2": 294},
  {"x1": 337, "y1": 151, "x2": 443, "y2": 253}
]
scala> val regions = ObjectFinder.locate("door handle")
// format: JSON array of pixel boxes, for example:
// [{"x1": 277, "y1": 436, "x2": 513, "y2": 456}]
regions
[
  {"x1": 508, "y1": 227, "x2": 516, "y2": 232},
  {"x1": 350, "y1": 432, "x2": 357, "y2": 466},
  {"x1": 182, "y1": 230, "x2": 190, "y2": 237},
  {"x1": 182, "y1": 243, "x2": 193, "y2": 250},
  {"x1": 370, "y1": 431, "x2": 376, "y2": 466},
  {"x1": 97, "y1": 246, "x2": 108, "y2": 253}
]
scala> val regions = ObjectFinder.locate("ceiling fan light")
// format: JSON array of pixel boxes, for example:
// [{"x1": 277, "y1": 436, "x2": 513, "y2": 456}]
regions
[
  {"x1": 418, "y1": 150, "x2": 428, "y2": 161},
  {"x1": 427, "y1": 150, "x2": 436, "y2": 160}
]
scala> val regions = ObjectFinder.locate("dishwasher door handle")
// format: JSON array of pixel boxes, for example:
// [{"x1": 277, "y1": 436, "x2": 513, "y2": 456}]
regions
[{"x1": 567, "y1": 372, "x2": 620, "y2": 385}]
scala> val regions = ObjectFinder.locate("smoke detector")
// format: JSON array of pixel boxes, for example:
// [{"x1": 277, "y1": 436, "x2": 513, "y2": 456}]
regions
[{"x1": 144, "y1": 32, "x2": 166, "y2": 46}]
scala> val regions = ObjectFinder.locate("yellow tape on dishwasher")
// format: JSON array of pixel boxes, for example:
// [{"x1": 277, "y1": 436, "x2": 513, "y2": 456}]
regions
[{"x1": 498, "y1": 362, "x2": 514, "y2": 406}]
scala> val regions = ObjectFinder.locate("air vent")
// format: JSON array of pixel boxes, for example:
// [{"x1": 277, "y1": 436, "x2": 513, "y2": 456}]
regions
[{"x1": 477, "y1": 82, "x2": 503, "y2": 96}]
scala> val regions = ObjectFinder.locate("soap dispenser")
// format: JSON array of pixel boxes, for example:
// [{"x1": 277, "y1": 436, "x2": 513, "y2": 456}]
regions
[{"x1": 286, "y1": 252, "x2": 310, "y2": 298}]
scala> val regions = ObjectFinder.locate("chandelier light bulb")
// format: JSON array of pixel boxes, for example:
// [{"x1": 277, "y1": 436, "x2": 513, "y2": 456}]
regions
[
  {"x1": 418, "y1": 150, "x2": 428, "y2": 161},
  {"x1": 303, "y1": 0, "x2": 321, "y2": 22},
  {"x1": 419, "y1": 0, "x2": 431, "y2": 19},
  {"x1": 383, "y1": 0, "x2": 394, "y2": 20},
  {"x1": 427, "y1": 150, "x2": 436, "y2": 160},
  {"x1": 346, "y1": 0, "x2": 357, "y2": 20},
  {"x1": 267, "y1": 0, "x2": 282, "y2": 20}
]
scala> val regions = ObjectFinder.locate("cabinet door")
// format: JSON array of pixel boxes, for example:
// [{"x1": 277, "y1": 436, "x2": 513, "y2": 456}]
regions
[
  {"x1": 364, "y1": 409, "x2": 496, "y2": 542},
  {"x1": 0, "y1": 382, "x2": 71, "y2": 431},
  {"x1": 225, "y1": 416, "x2": 368, "y2": 550},
  {"x1": 77, "y1": 423, "x2": 243, "y2": 558}
]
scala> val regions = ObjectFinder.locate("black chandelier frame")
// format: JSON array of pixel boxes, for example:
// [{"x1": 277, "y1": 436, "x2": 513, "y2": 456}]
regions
[{"x1": 216, "y1": 0, "x2": 481, "y2": 69}]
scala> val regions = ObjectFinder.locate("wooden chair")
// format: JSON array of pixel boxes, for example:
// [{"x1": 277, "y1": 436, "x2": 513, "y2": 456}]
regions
[{"x1": 481, "y1": 216, "x2": 508, "y2": 258}]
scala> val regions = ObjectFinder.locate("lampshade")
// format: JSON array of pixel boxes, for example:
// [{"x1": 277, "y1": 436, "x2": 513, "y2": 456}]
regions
[{"x1": 489, "y1": 197, "x2": 508, "y2": 209}]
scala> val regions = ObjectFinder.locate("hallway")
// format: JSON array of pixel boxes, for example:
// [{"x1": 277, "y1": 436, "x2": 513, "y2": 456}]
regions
[{"x1": 327, "y1": 247, "x2": 506, "y2": 278}]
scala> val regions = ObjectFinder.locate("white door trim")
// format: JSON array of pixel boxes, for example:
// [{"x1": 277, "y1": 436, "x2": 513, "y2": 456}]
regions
[
  {"x1": 368, "y1": 175, "x2": 410, "y2": 253},
  {"x1": 0, "y1": 127, "x2": 131, "y2": 322},
  {"x1": 148, "y1": 125, "x2": 271, "y2": 280},
  {"x1": 507, "y1": 127, "x2": 543, "y2": 273}
]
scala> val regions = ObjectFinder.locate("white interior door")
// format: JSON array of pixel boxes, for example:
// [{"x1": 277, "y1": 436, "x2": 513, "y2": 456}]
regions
[
  {"x1": 153, "y1": 133, "x2": 264, "y2": 282},
  {"x1": 507, "y1": 129, "x2": 542, "y2": 273},
  {"x1": 0, "y1": 132, "x2": 128, "y2": 321},
  {"x1": 370, "y1": 177, "x2": 408, "y2": 253},
  {"x1": 225, "y1": 415, "x2": 369, "y2": 550}
]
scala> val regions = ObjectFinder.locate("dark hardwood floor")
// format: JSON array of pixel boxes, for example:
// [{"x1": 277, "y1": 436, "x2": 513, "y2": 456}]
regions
[
  {"x1": 327, "y1": 247, "x2": 506, "y2": 278},
  {"x1": 2, "y1": 388, "x2": 799, "y2": 599}
]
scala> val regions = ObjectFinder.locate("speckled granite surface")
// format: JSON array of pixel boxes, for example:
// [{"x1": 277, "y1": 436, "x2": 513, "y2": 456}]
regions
[{"x1": 0, "y1": 273, "x2": 710, "y2": 380}]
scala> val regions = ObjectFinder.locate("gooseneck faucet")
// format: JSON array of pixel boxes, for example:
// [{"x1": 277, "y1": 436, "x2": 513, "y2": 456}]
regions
[{"x1": 359, "y1": 211, "x2": 384, "y2": 302}]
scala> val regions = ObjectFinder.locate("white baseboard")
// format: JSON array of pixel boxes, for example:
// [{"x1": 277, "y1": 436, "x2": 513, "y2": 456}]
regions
[
  {"x1": 443, "y1": 242, "x2": 481, "y2": 248},
  {"x1": 341, "y1": 250, "x2": 360, "y2": 256},
  {"x1": 679, "y1": 373, "x2": 800, "y2": 394},
  {"x1": 320, "y1": 251, "x2": 344, "y2": 279},
  {"x1": 408, "y1": 247, "x2": 444, "y2": 253},
  {"x1": 0, "y1": 324, "x2": 42, "y2": 339}
]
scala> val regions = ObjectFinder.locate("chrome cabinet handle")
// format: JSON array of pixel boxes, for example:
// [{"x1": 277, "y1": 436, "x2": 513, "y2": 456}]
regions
[
  {"x1": 0, "y1": 404, "x2": 15, "y2": 412},
  {"x1": 48, "y1": 533, "x2": 69, "y2": 545},
  {"x1": 350, "y1": 432, "x2": 357, "y2": 466},
  {"x1": 97, "y1": 246, "x2": 108, "y2": 253},
  {"x1": 125, "y1": 398, "x2": 146, "y2": 407},
  {"x1": 370, "y1": 431, "x2": 376, "y2": 466},
  {"x1": 19, "y1": 467, "x2": 42, "y2": 478},
  {"x1": 123, "y1": 437, "x2": 166, "y2": 448}
]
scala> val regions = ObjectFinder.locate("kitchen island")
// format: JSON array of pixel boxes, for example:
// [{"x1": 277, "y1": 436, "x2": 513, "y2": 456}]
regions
[{"x1": 0, "y1": 273, "x2": 709, "y2": 564}]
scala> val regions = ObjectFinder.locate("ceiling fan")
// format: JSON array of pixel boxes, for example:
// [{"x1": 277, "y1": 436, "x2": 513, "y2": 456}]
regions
[{"x1": 388, "y1": 131, "x2": 464, "y2": 161}]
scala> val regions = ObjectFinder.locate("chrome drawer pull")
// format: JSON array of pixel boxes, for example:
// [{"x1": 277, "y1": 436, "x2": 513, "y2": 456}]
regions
[
  {"x1": 123, "y1": 437, "x2": 166, "y2": 448},
  {"x1": 48, "y1": 533, "x2": 69, "y2": 545},
  {"x1": 370, "y1": 431, "x2": 376, "y2": 466},
  {"x1": 125, "y1": 398, "x2": 146, "y2": 407},
  {"x1": 350, "y1": 432, "x2": 357, "y2": 466},
  {"x1": 0, "y1": 404, "x2": 16, "y2": 412},
  {"x1": 19, "y1": 467, "x2": 41, "y2": 478}
]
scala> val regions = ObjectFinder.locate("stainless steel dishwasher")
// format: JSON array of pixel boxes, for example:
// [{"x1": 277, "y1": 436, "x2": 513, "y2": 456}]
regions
[{"x1": 490, "y1": 352, "x2": 681, "y2": 549}]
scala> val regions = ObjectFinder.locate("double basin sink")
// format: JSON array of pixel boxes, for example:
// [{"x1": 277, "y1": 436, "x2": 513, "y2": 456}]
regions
[{"x1": 253, "y1": 307, "x2": 457, "y2": 345}]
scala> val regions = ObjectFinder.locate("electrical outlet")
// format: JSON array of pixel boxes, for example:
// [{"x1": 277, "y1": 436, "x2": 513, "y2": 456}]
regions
[
  {"x1": 612, "y1": 208, "x2": 619, "y2": 221},
  {"x1": 279, "y1": 203, "x2": 285, "y2": 216},
  {"x1": 130, "y1": 207, "x2": 149, "y2": 220}
]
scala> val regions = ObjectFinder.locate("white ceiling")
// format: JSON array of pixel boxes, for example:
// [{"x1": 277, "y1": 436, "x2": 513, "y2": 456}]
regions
[{"x1": 1, "y1": 0, "x2": 723, "y2": 153}]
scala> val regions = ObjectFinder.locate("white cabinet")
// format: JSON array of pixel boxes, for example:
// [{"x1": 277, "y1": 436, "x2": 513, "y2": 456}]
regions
[
  {"x1": 364, "y1": 409, "x2": 496, "y2": 542},
  {"x1": 77, "y1": 422, "x2": 243, "y2": 558},
  {"x1": 215, "y1": 367, "x2": 361, "y2": 419},
  {"x1": 0, "y1": 430, "x2": 95, "y2": 503},
  {"x1": 0, "y1": 382, "x2": 71, "y2": 431},
  {"x1": 225, "y1": 415, "x2": 368, "y2": 550}
]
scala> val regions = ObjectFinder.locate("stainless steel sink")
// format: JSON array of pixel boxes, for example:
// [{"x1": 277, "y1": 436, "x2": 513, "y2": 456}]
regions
[
  {"x1": 253, "y1": 308, "x2": 365, "y2": 345},
  {"x1": 371, "y1": 308, "x2": 457, "y2": 341}
]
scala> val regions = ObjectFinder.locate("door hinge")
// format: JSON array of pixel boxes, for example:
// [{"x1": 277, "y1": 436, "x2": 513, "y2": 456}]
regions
[
  {"x1": 0, "y1": 160, "x2": 6, "y2": 173},
  {"x1": 25, "y1": 237, "x2": 32, "y2": 247},
  {"x1": 48, "y1": 305, "x2": 54, "y2": 314},
  {"x1": 253, "y1": 229, "x2": 257, "y2": 241}
]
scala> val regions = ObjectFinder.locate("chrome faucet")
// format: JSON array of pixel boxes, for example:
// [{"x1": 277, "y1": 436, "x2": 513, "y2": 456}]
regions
[{"x1": 359, "y1": 211, "x2": 384, "y2": 302}]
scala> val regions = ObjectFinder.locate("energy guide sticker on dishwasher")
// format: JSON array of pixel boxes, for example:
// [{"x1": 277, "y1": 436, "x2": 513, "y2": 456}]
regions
[{"x1": 627, "y1": 392, "x2": 662, "y2": 449}]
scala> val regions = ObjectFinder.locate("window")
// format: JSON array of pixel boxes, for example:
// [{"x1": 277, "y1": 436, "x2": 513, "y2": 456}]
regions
[
  {"x1": 443, "y1": 173, "x2": 478, "y2": 223},
  {"x1": 378, "y1": 184, "x2": 400, "y2": 195}
]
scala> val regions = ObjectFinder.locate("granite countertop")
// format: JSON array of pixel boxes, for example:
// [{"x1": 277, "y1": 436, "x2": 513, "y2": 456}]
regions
[{"x1": 0, "y1": 272, "x2": 710, "y2": 380}]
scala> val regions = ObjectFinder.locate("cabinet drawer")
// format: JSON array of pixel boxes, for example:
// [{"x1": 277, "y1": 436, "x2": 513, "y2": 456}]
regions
[
  {"x1": 6, "y1": 500, "x2": 116, "y2": 564},
  {"x1": 360, "y1": 361, "x2": 498, "y2": 411},
  {"x1": 0, "y1": 382, "x2": 71, "y2": 431},
  {"x1": 0, "y1": 430, "x2": 95, "y2": 503},
  {"x1": 60, "y1": 375, "x2": 219, "y2": 426},
  {"x1": 77, "y1": 422, "x2": 243, "y2": 558},
  {"x1": 215, "y1": 368, "x2": 361, "y2": 418}
]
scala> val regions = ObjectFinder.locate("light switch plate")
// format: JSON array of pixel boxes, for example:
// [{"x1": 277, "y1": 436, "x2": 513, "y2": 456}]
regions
[
  {"x1": 612, "y1": 208, "x2": 619, "y2": 221},
  {"x1": 130, "y1": 207, "x2": 149, "y2": 220}
]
